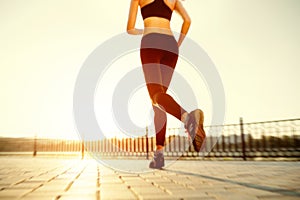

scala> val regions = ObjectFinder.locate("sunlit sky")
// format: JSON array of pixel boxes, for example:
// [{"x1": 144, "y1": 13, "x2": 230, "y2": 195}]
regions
[{"x1": 1, "y1": 0, "x2": 300, "y2": 139}]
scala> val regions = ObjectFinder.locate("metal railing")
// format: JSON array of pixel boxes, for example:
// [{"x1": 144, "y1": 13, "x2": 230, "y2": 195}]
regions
[
  {"x1": 206, "y1": 118, "x2": 300, "y2": 159},
  {"x1": 0, "y1": 118, "x2": 299, "y2": 159}
]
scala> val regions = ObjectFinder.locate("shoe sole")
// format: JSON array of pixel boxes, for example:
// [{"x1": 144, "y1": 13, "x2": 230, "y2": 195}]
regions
[
  {"x1": 149, "y1": 165, "x2": 164, "y2": 169},
  {"x1": 190, "y1": 109, "x2": 206, "y2": 152}
]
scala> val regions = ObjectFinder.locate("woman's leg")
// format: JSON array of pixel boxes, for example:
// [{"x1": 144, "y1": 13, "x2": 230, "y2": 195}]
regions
[
  {"x1": 152, "y1": 105, "x2": 167, "y2": 148},
  {"x1": 140, "y1": 47, "x2": 169, "y2": 148},
  {"x1": 141, "y1": 48, "x2": 188, "y2": 147},
  {"x1": 141, "y1": 72, "x2": 168, "y2": 147}
]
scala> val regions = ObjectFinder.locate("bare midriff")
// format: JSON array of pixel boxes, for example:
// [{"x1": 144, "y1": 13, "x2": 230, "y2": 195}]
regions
[{"x1": 143, "y1": 17, "x2": 173, "y2": 36}]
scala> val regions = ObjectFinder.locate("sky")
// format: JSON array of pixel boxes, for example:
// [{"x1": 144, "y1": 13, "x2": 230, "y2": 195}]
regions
[{"x1": 0, "y1": 0, "x2": 300, "y2": 139}]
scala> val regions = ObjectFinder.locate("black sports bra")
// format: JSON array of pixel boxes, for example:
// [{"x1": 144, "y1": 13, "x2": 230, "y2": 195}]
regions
[{"x1": 141, "y1": 0, "x2": 173, "y2": 21}]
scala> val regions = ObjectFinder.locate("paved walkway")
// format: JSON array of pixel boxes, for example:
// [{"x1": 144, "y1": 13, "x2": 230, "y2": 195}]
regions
[{"x1": 0, "y1": 157, "x2": 299, "y2": 200}]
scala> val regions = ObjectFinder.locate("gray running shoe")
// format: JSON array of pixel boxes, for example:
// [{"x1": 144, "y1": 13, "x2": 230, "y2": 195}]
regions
[
  {"x1": 185, "y1": 109, "x2": 206, "y2": 152},
  {"x1": 149, "y1": 151, "x2": 165, "y2": 169}
]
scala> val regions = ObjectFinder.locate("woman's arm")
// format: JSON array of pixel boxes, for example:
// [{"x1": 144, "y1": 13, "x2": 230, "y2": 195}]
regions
[
  {"x1": 174, "y1": 0, "x2": 191, "y2": 47},
  {"x1": 127, "y1": 0, "x2": 144, "y2": 35}
]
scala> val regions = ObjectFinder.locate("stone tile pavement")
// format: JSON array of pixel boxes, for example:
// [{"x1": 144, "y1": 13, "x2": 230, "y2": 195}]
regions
[{"x1": 0, "y1": 156, "x2": 299, "y2": 199}]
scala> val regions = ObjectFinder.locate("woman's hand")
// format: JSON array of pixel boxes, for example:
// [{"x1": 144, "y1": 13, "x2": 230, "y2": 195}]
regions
[{"x1": 127, "y1": 28, "x2": 144, "y2": 35}]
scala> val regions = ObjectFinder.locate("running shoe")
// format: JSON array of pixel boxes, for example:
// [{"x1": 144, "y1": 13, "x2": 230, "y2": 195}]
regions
[
  {"x1": 149, "y1": 150, "x2": 164, "y2": 169},
  {"x1": 185, "y1": 109, "x2": 206, "y2": 152}
]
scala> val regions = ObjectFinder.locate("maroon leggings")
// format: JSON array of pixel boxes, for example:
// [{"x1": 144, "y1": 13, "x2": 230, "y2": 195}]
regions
[{"x1": 140, "y1": 33, "x2": 187, "y2": 146}]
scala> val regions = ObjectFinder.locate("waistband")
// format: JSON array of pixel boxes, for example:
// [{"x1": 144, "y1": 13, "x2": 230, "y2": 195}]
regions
[{"x1": 141, "y1": 33, "x2": 178, "y2": 54}]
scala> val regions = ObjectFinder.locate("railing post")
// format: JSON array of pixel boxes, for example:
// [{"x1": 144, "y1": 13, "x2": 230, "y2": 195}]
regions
[
  {"x1": 33, "y1": 134, "x2": 37, "y2": 157},
  {"x1": 240, "y1": 117, "x2": 247, "y2": 160},
  {"x1": 81, "y1": 141, "x2": 85, "y2": 160},
  {"x1": 146, "y1": 126, "x2": 149, "y2": 160}
]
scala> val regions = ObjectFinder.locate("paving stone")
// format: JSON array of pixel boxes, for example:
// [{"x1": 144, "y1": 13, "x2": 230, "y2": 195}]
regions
[
  {"x1": 58, "y1": 194, "x2": 96, "y2": 200},
  {"x1": 100, "y1": 188, "x2": 136, "y2": 199},
  {"x1": 0, "y1": 188, "x2": 30, "y2": 198},
  {"x1": 19, "y1": 194, "x2": 56, "y2": 200}
]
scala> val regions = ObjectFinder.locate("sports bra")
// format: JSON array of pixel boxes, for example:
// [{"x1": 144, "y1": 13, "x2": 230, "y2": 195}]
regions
[{"x1": 141, "y1": 0, "x2": 173, "y2": 21}]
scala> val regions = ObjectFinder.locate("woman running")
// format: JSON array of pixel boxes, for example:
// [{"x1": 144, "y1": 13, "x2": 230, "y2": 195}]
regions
[{"x1": 127, "y1": 0, "x2": 206, "y2": 169}]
